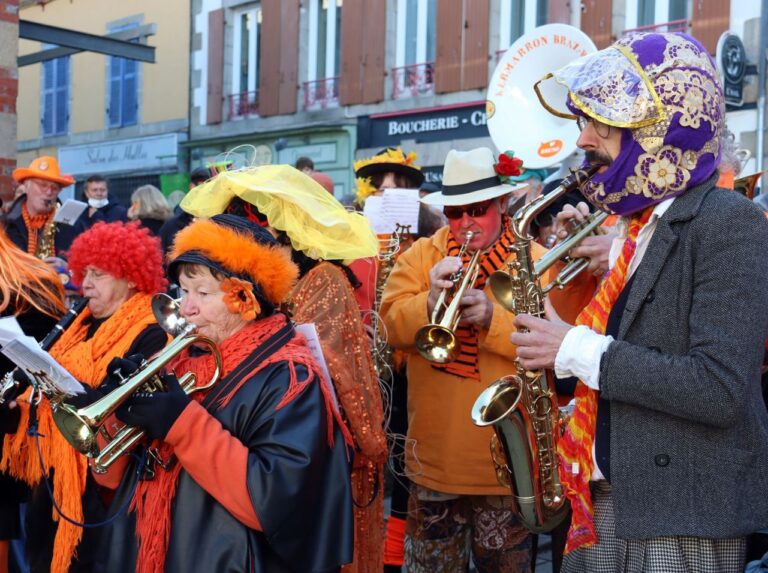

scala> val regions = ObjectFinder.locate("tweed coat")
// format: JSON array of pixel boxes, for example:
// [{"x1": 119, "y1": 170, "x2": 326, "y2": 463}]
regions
[{"x1": 598, "y1": 174, "x2": 768, "y2": 539}]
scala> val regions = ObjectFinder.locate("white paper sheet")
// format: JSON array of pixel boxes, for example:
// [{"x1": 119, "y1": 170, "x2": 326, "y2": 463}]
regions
[
  {"x1": 53, "y1": 199, "x2": 88, "y2": 226},
  {"x1": 294, "y1": 323, "x2": 339, "y2": 410},
  {"x1": 0, "y1": 317, "x2": 84, "y2": 396},
  {"x1": 362, "y1": 188, "x2": 420, "y2": 234}
]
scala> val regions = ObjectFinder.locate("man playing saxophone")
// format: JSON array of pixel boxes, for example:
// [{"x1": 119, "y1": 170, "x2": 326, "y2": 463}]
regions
[
  {"x1": 512, "y1": 32, "x2": 768, "y2": 573},
  {"x1": 380, "y1": 147, "x2": 591, "y2": 572},
  {"x1": 4, "y1": 157, "x2": 79, "y2": 260}
]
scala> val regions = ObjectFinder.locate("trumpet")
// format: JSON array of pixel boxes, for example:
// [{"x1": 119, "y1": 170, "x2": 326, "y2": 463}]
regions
[
  {"x1": 0, "y1": 297, "x2": 88, "y2": 407},
  {"x1": 414, "y1": 231, "x2": 481, "y2": 363},
  {"x1": 51, "y1": 294, "x2": 222, "y2": 473}
]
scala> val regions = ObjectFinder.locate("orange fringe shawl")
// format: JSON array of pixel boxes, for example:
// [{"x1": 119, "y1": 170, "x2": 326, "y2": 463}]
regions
[{"x1": 0, "y1": 293, "x2": 161, "y2": 573}]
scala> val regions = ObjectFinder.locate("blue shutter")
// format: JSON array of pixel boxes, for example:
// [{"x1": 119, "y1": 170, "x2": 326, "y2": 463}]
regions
[
  {"x1": 54, "y1": 57, "x2": 69, "y2": 134},
  {"x1": 42, "y1": 59, "x2": 54, "y2": 136},
  {"x1": 108, "y1": 55, "x2": 122, "y2": 127},
  {"x1": 122, "y1": 56, "x2": 138, "y2": 126}
]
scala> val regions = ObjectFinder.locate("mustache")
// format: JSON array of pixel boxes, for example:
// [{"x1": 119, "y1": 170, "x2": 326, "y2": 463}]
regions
[{"x1": 585, "y1": 150, "x2": 613, "y2": 168}]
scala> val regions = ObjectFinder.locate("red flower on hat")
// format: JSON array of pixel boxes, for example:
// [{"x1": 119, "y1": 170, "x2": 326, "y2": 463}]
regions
[
  {"x1": 221, "y1": 277, "x2": 261, "y2": 321},
  {"x1": 494, "y1": 151, "x2": 524, "y2": 178}
]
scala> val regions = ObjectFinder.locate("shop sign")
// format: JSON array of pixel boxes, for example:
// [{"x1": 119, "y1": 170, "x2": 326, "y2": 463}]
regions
[
  {"x1": 59, "y1": 133, "x2": 179, "y2": 175},
  {"x1": 717, "y1": 33, "x2": 747, "y2": 106},
  {"x1": 358, "y1": 103, "x2": 488, "y2": 148}
]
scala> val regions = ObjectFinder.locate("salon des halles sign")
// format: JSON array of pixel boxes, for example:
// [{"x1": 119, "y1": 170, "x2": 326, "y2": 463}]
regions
[{"x1": 59, "y1": 133, "x2": 179, "y2": 176}]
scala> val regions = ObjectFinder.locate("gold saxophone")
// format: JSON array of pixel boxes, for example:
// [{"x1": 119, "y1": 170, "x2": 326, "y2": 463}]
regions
[
  {"x1": 372, "y1": 223, "x2": 411, "y2": 381},
  {"x1": 471, "y1": 165, "x2": 601, "y2": 533},
  {"x1": 35, "y1": 204, "x2": 58, "y2": 260}
]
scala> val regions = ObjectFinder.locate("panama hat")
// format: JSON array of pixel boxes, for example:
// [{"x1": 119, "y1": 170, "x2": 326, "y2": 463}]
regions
[
  {"x1": 13, "y1": 156, "x2": 74, "y2": 186},
  {"x1": 421, "y1": 147, "x2": 524, "y2": 207}
]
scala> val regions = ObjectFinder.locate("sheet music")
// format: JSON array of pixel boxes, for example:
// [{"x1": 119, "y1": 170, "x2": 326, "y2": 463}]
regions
[
  {"x1": 54, "y1": 199, "x2": 88, "y2": 226},
  {"x1": 362, "y1": 188, "x2": 420, "y2": 234},
  {"x1": 294, "y1": 323, "x2": 339, "y2": 410},
  {"x1": 0, "y1": 317, "x2": 84, "y2": 396}
]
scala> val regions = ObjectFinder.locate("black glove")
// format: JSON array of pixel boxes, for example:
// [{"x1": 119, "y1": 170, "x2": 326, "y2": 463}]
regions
[
  {"x1": 116, "y1": 371, "x2": 190, "y2": 441},
  {"x1": 0, "y1": 406, "x2": 20, "y2": 435},
  {"x1": 64, "y1": 384, "x2": 104, "y2": 410},
  {"x1": 104, "y1": 354, "x2": 145, "y2": 392}
]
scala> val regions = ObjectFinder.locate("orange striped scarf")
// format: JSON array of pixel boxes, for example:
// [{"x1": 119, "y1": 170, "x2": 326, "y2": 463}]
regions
[
  {"x1": 433, "y1": 218, "x2": 515, "y2": 380},
  {"x1": 556, "y1": 207, "x2": 653, "y2": 553},
  {"x1": 21, "y1": 202, "x2": 54, "y2": 255},
  {"x1": 0, "y1": 292, "x2": 160, "y2": 573}
]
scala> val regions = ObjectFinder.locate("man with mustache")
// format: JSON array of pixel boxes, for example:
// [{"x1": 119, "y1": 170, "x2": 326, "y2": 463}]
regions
[{"x1": 512, "y1": 32, "x2": 768, "y2": 573}]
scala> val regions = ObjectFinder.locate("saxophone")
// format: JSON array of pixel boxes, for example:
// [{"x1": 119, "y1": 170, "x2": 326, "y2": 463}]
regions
[
  {"x1": 470, "y1": 165, "x2": 601, "y2": 533},
  {"x1": 35, "y1": 204, "x2": 58, "y2": 260},
  {"x1": 372, "y1": 223, "x2": 411, "y2": 381}
]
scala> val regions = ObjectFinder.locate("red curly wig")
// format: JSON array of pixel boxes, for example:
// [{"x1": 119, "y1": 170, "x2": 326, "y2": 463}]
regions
[{"x1": 67, "y1": 221, "x2": 167, "y2": 294}]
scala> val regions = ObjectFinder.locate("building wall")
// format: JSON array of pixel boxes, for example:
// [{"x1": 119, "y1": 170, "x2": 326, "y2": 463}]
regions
[
  {"x1": 0, "y1": 0, "x2": 18, "y2": 202},
  {"x1": 17, "y1": 0, "x2": 189, "y2": 144}
]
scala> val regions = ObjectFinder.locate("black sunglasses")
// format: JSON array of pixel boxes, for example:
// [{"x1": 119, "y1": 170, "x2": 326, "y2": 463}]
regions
[{"x1": 443, "y1": 199, "x2": 495, "y2": 220}]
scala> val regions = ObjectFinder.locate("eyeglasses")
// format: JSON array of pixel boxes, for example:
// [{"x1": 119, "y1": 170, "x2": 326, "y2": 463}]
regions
[
  {"x1": 576, "y1": 116, "x2": 612, "y2": 138},
  {"x1": 443, "y1": 199, "x2": 495, "y2": 220}
]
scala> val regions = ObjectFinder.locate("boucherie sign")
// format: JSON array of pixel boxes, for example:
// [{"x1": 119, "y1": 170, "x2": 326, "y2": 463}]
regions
[{"x1": 357, "y1": 102, "x2": 488, "y2": 148}]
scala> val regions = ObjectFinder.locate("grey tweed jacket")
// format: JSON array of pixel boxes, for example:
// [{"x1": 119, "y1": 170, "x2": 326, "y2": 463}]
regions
[{"x1": 599, "y1": 174, "x2": 768, "y2": 540}]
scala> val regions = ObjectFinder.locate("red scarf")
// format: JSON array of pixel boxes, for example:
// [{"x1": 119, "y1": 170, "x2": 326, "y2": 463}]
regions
[
  {"x1": 556, "y1": 207, "x2": 653, "y2": 553},
  {"x1": 131, "y1": 314, "x2": 352, "y2": 573},
  {"x1": 432, "y1": 218, "x2": 515, "y2": 380}
]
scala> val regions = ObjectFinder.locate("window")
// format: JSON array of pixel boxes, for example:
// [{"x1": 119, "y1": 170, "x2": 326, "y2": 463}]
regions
[
  {"x1": 638, "y1": 0, "x2": 655, "y2": 27},
  {"x1": 393, "y1": 0, "x2": 436, "y2": 98},
  {"x1": 107, "y1": 22, "x2": 139, "y2": 128},
  {"x1": 306, "y1": 0, "x2": 342, "y2": 109},
  {"x1": 230, "y1": 4, "x2": 261, "y2": 118},
  {"x1": 41, "y1": 52, "x2": 69, "y2": 137},
  {"x1": 499, "y1": 0, "x2": 547, "y2": 51},
  {"x1": 668, "y1": 0, "x2": 687, "y2": 22},
  {"x1": 624, "y1": 0, "x2": 689, "y2": 34}
]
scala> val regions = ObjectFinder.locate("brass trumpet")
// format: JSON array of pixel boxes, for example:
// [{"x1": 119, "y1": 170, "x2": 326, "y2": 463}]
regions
[
  {"x1": 414, "y1": 231, "x2": 481, "y2": 363},
  {"x1": 52, "y1": 294, "x2": 222, "y2": 473}
]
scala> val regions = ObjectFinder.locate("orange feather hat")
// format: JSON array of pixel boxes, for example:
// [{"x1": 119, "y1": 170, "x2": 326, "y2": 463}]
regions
[{"x1": 169, "y1": 214, "x2": 297, "y2": 305}]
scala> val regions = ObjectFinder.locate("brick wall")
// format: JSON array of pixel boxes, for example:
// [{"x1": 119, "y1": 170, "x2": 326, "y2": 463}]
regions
[{"x1": 0, "y1": 0, "x2": 17, "y2": 203}]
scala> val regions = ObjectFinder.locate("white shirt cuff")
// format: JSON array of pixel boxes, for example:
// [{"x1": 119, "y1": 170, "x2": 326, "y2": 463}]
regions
[{"x1": 554, "y1": 325, "x2": 613, "y2": 390}]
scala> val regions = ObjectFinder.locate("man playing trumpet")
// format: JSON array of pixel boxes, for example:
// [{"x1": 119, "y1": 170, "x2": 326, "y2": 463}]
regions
[{"x1": 380, "y1": 147, "x2": 590, "y2": 572}]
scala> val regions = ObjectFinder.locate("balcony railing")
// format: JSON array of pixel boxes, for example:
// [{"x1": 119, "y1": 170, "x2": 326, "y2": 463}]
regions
[
  {"x1": 392, "y1": 62, "x2": 435, "y2": 99},
  {"x1": 303, "y1": 77, "x2": 340, "y2": 111},
  {"x1": 227, "y1": 90, "x2": 259, "y2": 120},
  {"x1": 622, "y1": 19, "x2": 689, "y2": 36}
]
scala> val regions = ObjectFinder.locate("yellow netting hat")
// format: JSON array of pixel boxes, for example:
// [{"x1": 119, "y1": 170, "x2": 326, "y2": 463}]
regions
[{"x1": 180, "y1": 165, "x2": 378, "y2": 261}]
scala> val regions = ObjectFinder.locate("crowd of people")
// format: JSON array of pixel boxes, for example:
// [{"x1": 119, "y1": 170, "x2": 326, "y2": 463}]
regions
[{"x1": 0, "y1": 30, "x2": 766, "y2": 573}]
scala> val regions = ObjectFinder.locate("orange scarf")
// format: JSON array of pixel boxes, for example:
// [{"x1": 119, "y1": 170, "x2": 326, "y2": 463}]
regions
[
  {"x1": 434, "y1": 218, "x2": 515, "y2": 380},
  {"x1": 556, "y1": 207, "x2": 653, "y2": 554},
  {"x1": 0, "y1": 292, "x2": 160, "y2": 573},
  {"x1": 131, "y1": 314, "x2": 352, "y2": 573},
  {"x1": 21, "y1": 202, "x2": 54, "y2": 255}
]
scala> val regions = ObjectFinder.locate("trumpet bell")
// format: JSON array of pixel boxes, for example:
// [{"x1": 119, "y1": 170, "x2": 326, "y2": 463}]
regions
[
  {"x1": 415, "y1": 324, "x2": 461, "y2": 363},
  {"x1": 51, "y1": 403, "x2": 100, "y2": 457},
  {"x1": 152, "y1": 293, "x2": 189, "y2": 336}
]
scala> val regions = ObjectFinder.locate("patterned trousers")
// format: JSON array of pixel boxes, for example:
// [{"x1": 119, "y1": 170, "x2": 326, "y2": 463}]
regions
[
  {"x1": 404, "y1": 484, "x2": 532, "y2": 573},
  {"x1": 562, "y1": 481, "x2": 746, "y2": 573}
]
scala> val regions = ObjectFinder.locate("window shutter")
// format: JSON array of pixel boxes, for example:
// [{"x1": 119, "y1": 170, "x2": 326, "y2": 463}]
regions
[
  {"x1": 277, "y1": 0, "x2": 299, "y2": 115},
  {"x1": 108, "y1": 56, "x2": 122, "y2": 127},
  {"x1": 339, "y1": 0, "x2": 363, "y2": 105},
  {"x1": 361, "y1": 0, "x2": 386, "y2": 104},
  {"x1": 42, "y1": 59, "x2": 54, "y2": 136},
  {"x1": 462, "y1": 0, "x2": 489, "y2": 91},
  {"x1": 548, "y1": 0, "x2": 571, "y2": 24},
  {"x1": 54, "y1": 57, "x2": 69, "y2": 134},
  {"x1": 435, "y1": 0, "x2": 463, "y2": 93},
  {"x1": 691, "y1": 0, "x2": 730, "y2": 54},
  {"x1": 206, "y1": 8, "x2": 225, "y2": 124},
  {"x1": 580, "y1": 0, "x2": 613, "y2": 49},
  {"x1": 122, "y1": 57, "x2": 138, "y2": 126}
]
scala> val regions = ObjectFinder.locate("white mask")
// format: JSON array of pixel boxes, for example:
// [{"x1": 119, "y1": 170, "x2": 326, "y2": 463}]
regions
[{"x1": 88, "y1": 198, "x2": 109, "y2": 209}]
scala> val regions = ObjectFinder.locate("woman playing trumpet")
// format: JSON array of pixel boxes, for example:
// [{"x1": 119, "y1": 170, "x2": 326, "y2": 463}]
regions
[
  {"x1": 95, "y1": 214, "x2": 354, "y2": 573},
  {"x1": 0, "y1": 221, "x2": 168, "y2": 573}
]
